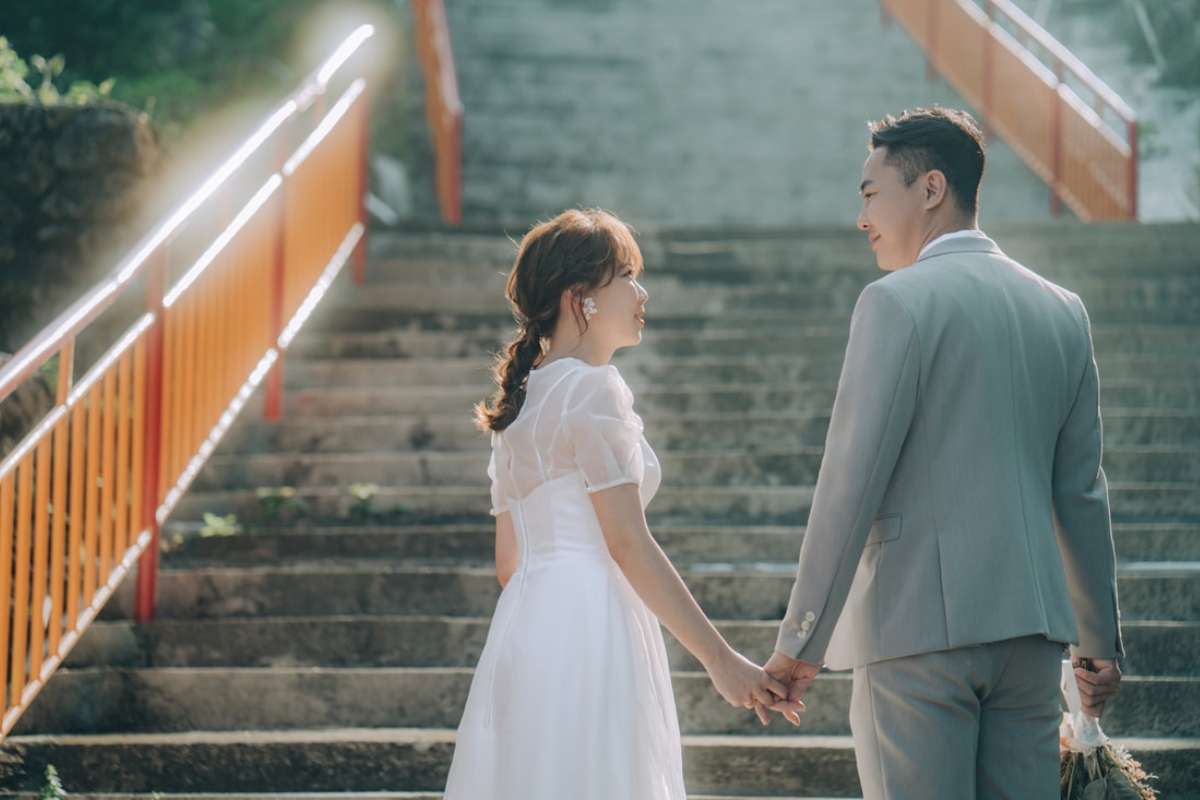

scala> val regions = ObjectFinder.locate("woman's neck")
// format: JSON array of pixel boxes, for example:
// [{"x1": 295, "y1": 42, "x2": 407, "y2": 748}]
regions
[{"x1": 542, "y1": 327, "x2": 613, "y2": 368}]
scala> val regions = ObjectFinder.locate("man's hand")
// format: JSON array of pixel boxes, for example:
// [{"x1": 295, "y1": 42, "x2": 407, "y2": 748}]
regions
[
  {"x1": 750, "y1": 651, "x2": 822, "y2": 726},
  {"x1": 1073, "y1": 656, "x2": 1121, "y2": 718}
]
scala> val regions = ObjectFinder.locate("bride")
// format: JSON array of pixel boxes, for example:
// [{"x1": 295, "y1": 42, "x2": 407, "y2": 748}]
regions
[{"x1": 443, "y1": 208, "x2": 799, "y2": 799}]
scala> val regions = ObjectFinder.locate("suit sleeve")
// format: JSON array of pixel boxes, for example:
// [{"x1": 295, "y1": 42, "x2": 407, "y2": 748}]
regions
[
  {"x1": 776, "y1": 281, "x2": 920, "y2": 662},
  {"x1": 1053, "y1": 301, "x2": 1123, "y2": 659}
]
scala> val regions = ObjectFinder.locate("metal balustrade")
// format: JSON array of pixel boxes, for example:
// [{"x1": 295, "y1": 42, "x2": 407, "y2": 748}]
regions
[
  {"x1": 412, "y1": 0, "x2": 463, "y2": 226},
  {"x1": 0, "y1": 25, "x2": 375, "y2": 739},
  {"x1": 881, "y1": 0, "x2": 1138, "y2": 221}
]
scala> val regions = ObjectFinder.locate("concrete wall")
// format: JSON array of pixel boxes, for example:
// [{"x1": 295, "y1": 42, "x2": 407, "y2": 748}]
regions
[{"x1": 436, "y1": 0, "x2": 1058, "y2": 228}]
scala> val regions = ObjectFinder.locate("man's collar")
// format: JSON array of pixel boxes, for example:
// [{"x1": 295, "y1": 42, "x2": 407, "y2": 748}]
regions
[
  {"x1": 915, "y1": 229, "x2": 1002, "y2": 264},
  {"x1": 917, "y1": 229, "x2": 988, "y2": 260}
]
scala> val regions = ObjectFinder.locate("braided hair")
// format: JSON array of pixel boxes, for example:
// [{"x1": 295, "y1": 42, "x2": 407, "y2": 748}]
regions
[{"x1": 476, "y1": 208, "x2": 641, "y2": 431}]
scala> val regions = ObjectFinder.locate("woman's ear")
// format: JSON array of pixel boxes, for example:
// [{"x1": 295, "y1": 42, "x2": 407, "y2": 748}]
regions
[{"x1": 560, "y1": 286, "x2": 585, "y2": 328}]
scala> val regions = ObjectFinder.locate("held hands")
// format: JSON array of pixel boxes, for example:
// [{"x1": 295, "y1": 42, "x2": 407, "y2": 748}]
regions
[
  {"x1": 756, "y1": 651, "x2": 822, "y2": 726},
  {"x1": 1073, "y1": 656, "x2": 1121, "y2": 718},
  {"x1": 707, "y1": 648, "x2": 799, "y2": 725}
]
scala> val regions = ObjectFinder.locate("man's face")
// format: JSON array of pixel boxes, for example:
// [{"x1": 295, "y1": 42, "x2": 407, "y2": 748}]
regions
[{"x1": 857, "y1": 146, "x2": 928, "y2": 271}]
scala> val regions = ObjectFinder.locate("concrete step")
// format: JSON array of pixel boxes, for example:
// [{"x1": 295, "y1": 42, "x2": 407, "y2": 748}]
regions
[
  {"x1": 66, "y1": 616, "x2": 1200, "y2": 678},
  {"x1": 0, "y1": 729, "x2": 867, "y2": 796},
  {"x1": 0, "y1": 796, "x2": 853, "y2": 800},
  {"x1": 8, "y1": 728, "x2": 1196, "y2": 797},
  {"x1": 155, "y1": 521, "x2": 1200, "y2": 567},
  {"x1": 282, "y1": 383, "x2": 846, "y2": 418},
  {"x1": 19, "y1": 668, "x2": 851, "y2": 737},
  {"x1": 169, "y1": 481, "x2": 1200, "y2": 527},
  {"x1": 282, "y1": 355, "x2": 1199, "y2": 391},
  {"x1": 99, "y1": 562, "x2": 1200, "y2": 623},
  {"x1": 317, "y1": 280, "x2": 1200, "y2": 323},
  {"x1": 190, "y1": 445, "x2": 1200, "y2": 491},
  {"x1": 16, "y1": 666, "x2": 1200, "y2": 740},
  {"x1": 291, "y1": 323, "x2": 1200, "y2": 360},
  {"x1": 216, "y1": 408, "x2": 1200, "y2": 455},
  {"x1": 365, "y1": 227, "x2": 1200, "y2": 276},
  {"x1": 281, "y1": 379, "x2": 1200, "y2": 416},
  {"x1": 361, "y1": 246, "x2": 1200, "y2": 288}
]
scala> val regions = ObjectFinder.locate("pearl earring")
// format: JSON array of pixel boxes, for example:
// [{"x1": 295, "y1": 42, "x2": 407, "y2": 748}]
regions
[{"x1": 582, "y1": 297, "x2": 598, "y2": 321}]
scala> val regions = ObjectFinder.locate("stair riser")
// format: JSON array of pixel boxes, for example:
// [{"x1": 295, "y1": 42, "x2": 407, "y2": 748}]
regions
[
  {"x1": 364, "y1": 245, "x2": 1200, "y2": 283},
  {"x1": 169, "y1": 484, "x2": 1200, "y2": 527},
  {"x1": 23, "y1": 738, "x2": 1192, "y2": 796},
  {"x1": 100, "y1": 569, "x2": 1200, "y2": 624},
  {"x1": 367, "y1": 228, "x2": 1200, "y2": 276},
  {"x1": 17, "y1": 667, "x2": 1200, "y2": 740},
  {"x1": 306, "y1": 299, "x2": 1200, "y2": 343},
  {"x1": 292, "y1": 326, "x2": 1200, "y2": 360},
  {"x1": 283, "y1": 356, "x2": 1198, "y2": 390},
  {"x1": 0, "y1": 738, "x2": 874, "y2": 796},
  {"x1": 216, "y1": 411, "x2": 1200, "y2": 455},
  {"x1": 172, "y1": 485, "x2": 824, "y2": 526},
  {"x1": 191, "y1": 448, "x2": 1198, "y2": 492},
  {"x1": 282, "y1": 381, "x2": 1200, "y2": 416},
  {"x1": 156, "y1": 524, "x2": 1200, "y2": 567},
  {"x1": 319, "y1": 280, "x2": 1200, "y2": 321},
  {"x1": 192, "y1": 452, "x2": 824, "y2": 492},
  {"x1": 68, "y1": 618, "x2": 1200, "y2": 678}
]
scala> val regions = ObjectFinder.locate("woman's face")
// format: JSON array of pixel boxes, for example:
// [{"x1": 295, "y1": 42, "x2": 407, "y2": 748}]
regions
[{"x1": 585, "y1": 263, "x2": 649, "y2": 351}]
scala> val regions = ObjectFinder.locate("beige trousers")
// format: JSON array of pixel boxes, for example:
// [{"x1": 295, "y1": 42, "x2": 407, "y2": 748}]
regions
[{"x1": 850, "y1": 635, "x2": 1064, "y2": 800}]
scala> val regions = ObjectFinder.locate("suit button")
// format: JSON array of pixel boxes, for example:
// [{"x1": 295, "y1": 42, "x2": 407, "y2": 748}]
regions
[
  {"x1": 805, "y1": 612, "x2": 816, "y2": 622},
  {"x1": 800, "y1": 620, "x2": 812, "y2": 631},
  {"x1": 796, "y1": 630, "x2": 808, "y2": 640}
]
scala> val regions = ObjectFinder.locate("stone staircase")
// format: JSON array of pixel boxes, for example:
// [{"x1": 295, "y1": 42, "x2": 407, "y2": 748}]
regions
[{"x1": 2, "y1": 222, "x2": 1199, "y2": 798}]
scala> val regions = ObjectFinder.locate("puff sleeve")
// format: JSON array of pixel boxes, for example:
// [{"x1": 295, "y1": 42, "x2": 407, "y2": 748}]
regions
[
  {"x1": 564, "y1": 366, "x2": 646, "y2": 492},
  {"x1": 487, "y1": 432, "x2": 509, "y2": 516}
]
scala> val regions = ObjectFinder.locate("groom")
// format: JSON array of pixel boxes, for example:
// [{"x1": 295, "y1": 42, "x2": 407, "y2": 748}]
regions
[{"x1": 762, "y1": 108, "x2": 1123, "y2": 798}]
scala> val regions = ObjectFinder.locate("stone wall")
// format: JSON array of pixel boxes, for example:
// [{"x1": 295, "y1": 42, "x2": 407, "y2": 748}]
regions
[{"x1": 0, "y1": 103, "x2": 161, "y2": 352}]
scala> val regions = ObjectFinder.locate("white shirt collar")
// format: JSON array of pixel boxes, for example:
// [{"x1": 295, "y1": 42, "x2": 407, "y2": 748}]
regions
[{"x1": 917, "y1": 228, "x2": 988, "y2": 261}]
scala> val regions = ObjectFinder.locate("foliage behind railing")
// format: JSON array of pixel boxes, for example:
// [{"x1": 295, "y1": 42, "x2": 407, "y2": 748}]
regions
[
  {"x1": 0, "y1": 24, "x2": 374, "y2": 739},
  {"x1": 881, "y1": 0, "x2": 1138, "y2": 221}
]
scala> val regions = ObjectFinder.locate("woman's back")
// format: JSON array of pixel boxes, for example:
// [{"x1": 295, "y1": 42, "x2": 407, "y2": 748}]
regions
[{"x1": 489, "y1": 357, "x2": 660, "y2": 513}]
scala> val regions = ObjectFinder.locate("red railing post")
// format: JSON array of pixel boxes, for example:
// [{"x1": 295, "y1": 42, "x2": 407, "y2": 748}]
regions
[
  {"x1": 134, "y1": 249, "x2": 167, "y2": 622},
  {"x1": 926, "y1": 0, "x2": 939, "y2": 83},
  {"x1": 982, "y1": 0, "x2": 994, "y2": 141},
  {"x1": 1050, "y1": 60, "x2": 1064, "y2": 217},
  {"x1": 264, "y1": 137, "x2": 288, "y2": 422},
  {"x1": 354, "y1": 83, "x2": 371, "y2": 285},
  {"x1": 1127, "y1": 118, "x2": 1138, "y2": 220}
]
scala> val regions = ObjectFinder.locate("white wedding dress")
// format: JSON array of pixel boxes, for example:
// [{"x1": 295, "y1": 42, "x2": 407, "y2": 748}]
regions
[{"x1": 443, "y1": 358, "x2": 686, "y2": 800}]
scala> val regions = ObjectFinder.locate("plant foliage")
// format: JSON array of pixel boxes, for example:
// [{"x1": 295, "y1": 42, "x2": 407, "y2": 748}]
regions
[{"x1": 0, "y1": 36, "x2": 114, "y2": 105}]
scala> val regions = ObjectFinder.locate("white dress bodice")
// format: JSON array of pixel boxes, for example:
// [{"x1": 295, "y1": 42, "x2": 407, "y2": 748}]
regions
[{"x1": 488, "y1": 358, "x2": 661, "y2": 566}]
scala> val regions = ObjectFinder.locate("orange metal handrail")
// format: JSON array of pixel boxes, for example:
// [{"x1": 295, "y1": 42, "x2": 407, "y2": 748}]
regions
[
  {"x1": 0, "y1": 24, "x2": 375, "y2": 739},
  {"x1": 881, "y1": 0, "x2": 1138, "y2": 221},
  {"x1": 411, "y1": 0, "x2": 464, "y2": 225}
]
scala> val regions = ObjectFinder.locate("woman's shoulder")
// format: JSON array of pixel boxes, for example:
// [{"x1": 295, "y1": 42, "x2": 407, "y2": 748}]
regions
[
  {"x1": 561, "y1": 363, "x2": 638, "y2": 425},
  {"x1": 564, "y1": 360, "x2": 630, "y2": 395}
]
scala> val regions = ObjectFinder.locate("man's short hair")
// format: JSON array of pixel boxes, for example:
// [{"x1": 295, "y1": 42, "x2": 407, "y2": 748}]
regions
[{"x1": 869, "y1": 107, "x2": 986, "y2": 217}]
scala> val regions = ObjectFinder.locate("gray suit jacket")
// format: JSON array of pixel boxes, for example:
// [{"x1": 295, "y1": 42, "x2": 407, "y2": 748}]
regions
[{"x1": 776, "y1": 235, "x2": 1124, "y2": 670}]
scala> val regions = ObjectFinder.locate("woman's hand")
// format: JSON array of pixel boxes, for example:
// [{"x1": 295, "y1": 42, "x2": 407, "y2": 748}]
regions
[{"x1": 706, "y1": 648, "x2": 794, "y2": 722}]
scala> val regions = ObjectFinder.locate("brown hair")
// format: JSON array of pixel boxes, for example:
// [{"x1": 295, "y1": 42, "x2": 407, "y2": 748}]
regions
[
  {"x1": 869, "y1": 106, "x2": 986, "y2": 217},
  {"x1": 475, "y1": 208, "x2": 642, "y2": 432}
]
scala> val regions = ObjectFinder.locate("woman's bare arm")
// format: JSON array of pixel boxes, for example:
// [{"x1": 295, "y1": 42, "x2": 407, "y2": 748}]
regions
[
  {"x1": 590, "y1": 484, "x2": 795, "y2": 715},
  {"x1": 495, "y1": 511, "x2": 518, "y2": 588}
]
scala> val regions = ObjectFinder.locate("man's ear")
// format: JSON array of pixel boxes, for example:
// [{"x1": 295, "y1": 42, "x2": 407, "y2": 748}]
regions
[{"x1": 922, "y1": 170, "x2": 950, "y2": 211}]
